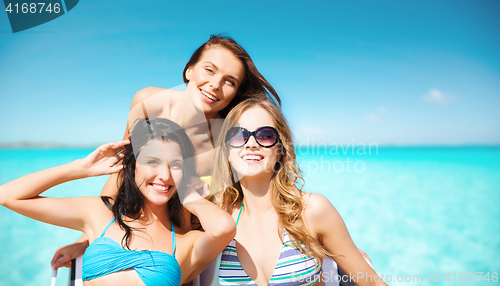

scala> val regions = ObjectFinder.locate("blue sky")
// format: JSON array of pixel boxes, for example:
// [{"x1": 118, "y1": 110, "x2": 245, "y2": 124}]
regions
[{"x1": 0, "y1": 0, "x2": 499, "y2": 145}]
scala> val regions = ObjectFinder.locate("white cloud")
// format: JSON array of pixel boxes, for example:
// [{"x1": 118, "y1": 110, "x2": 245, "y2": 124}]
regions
[{"x1": 422, "y1": 89, "x2": 458, "y2": 104}]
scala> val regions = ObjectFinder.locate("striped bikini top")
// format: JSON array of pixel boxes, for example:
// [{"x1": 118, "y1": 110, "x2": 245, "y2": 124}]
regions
[
  {"x1": 219, "y1": 204, "x2": 321, "y2": 286},
  {"x1": 82, "y1": 217, "x2": 182, "y2": 286}
]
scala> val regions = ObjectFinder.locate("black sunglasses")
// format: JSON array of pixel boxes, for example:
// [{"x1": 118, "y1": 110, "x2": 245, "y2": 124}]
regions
[{"x1": 226, "y1": 126, "x2": 280, "y2": 148}]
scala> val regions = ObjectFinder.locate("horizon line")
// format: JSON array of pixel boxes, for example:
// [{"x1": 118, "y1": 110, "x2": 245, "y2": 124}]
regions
[{"x1": 0, "y1": 141, "x2": 499, "y2": 149}]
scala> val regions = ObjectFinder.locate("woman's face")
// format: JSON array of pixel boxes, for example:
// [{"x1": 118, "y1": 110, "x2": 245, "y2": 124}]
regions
[
  {"x1": 228, "y1": 106, "x2": 281, "y2": 182},
  {"x1": 185, "y1": 47, "x2": 245, "y2": 118},
  {"x1": 135, "y1": 139, "x2": 184, "y2": 206}
]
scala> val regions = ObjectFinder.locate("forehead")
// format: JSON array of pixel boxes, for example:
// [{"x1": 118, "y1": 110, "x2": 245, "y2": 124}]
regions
[
  {"x1": 137, "y1": 139, "x2": 182, "y2": 160},
  {"x1": 236, "y1": 105, "x2": 275, "y2": 131},
  {"x1": 198, "y1": 47, "x2": 245, "y2": 77}
]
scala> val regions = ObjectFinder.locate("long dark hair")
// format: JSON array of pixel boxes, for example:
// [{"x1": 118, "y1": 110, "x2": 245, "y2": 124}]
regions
[
  {"x1": 102, "y1": 118, "x2": 197, "y2": 249},
  {"x1": 183, "y1": 34, "x2": 281, "y2": 117}
]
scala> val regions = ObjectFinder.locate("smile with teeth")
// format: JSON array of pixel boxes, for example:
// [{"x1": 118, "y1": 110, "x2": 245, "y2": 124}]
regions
[
  {"x1": 242, "y1": 155, "x2": 264, "y2": 162},
  {"x1": 200, "y1": 89, "x2": 219, "y2": 101},
  {"x1": 150, "y1": 183, "x2": 171, "y2": 193}
]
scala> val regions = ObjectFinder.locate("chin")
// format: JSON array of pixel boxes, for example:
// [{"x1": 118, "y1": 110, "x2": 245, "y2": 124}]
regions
[
  {"x1": 204, "y1": 102, "x2": 227, "y2": 113},
  {"x1": 236, "y1": 170, "x2": 274, "y2": 181},
  {"x1": 146, "y1": 195, "x2": 172, "y2": 206}
]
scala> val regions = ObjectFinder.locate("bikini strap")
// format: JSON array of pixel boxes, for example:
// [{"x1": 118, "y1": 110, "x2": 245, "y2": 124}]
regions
[
  {"x1": 100, "y1": 217, "x2": 116, "y2": 237},
  {"x1": 171, "y1": 221, "x2": 176, "y2": 255},
  {"x1": 235, "y1": 201, "x2": 244, "y2": 226}
]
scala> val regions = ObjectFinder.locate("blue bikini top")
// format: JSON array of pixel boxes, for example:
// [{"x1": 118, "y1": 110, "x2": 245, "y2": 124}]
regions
[{"x1": 82, "y1": 217, "x2": 182, "y2": 286}]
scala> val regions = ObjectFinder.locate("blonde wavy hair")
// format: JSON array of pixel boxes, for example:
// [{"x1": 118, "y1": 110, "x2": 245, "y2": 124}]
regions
[{"x1": 211, "y1": 96, "x2": 331, "y2": 263}]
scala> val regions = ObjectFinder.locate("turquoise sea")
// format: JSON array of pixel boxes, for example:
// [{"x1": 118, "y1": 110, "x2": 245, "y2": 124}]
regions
[{"x1": 0, "y1": 147, "x2": 499, "y2": 285}]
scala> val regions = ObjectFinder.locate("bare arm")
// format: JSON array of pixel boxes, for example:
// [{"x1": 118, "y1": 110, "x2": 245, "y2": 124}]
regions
[
  {"x1": 0, "y1": 141, "x2": 127, "y2": 233},
  {"x1": 307, "y1": 194, "x2": 388, "y2": 286},
  {"x1": 0, "y1": 160, "x2": 93, "y2": 231},
  {"x1": 51, "y1": 235, "x2": 89, "y2": 269},
  {"x1": 181, "y1": 183, "x2": 236, "y2": 272}
]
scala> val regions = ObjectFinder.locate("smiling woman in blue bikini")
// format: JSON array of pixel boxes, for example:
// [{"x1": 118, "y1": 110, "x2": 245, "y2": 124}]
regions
[
  {"x1": 212, "y1": 98, "x2": 386, "y2": 286},
  {"x1": 0, "y1": 118, "x2": 236, "y2": 286}
]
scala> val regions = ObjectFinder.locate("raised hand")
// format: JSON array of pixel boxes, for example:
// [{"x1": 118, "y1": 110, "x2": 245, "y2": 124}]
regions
[
  {"x1": 178, "y1": 176, "x2": 208, "y2": 205},
  {"x1": 79, "y1": 140, "x2": 130, "y2": 178}
]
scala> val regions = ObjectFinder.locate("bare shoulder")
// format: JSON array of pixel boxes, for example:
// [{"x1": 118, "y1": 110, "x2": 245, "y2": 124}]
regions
[
  {"x1": 127, "y1": 87, "x2": 184, "y2": 131},
  {"x1": 133, "y1": 86, "x2": 166, "y2": 102},
  {"x1": 130, "y1": 86, "x2": 182, "y2": 110},
  {"x1": 303, "y1": 193, "x2": 336, "y2": 215},
  {"x1": 302, "y1": 193, "x2": 343, "y2": 233}
]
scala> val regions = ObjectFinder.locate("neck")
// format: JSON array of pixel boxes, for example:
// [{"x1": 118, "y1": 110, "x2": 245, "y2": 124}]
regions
[
  {"x1": 205, "y1": 110, "x2": 222, "y2": 121},
  {"x1": 239, "y1": 176, "x2": 275, "y2": 215},
  {"x1": 173, "y1": 92, "x2": 208, "y2": 126},
  {"x1": 174, "y1": 81, "x2": 223, "y2": 126},
  {"x1": 140, "y1": 201, "x2": 171, "y2": 226}
]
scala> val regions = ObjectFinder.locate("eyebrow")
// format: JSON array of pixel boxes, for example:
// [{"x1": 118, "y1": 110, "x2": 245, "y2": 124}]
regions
[
  {"x1": 205, "y1": 61, "x2": 241, "y2": 85},
  {"x1": 144, "y1": 156, "x2": 161, "y2": 160},
  {"x1": 143, "y1": 156, "x2": 184, "y2": 164}
]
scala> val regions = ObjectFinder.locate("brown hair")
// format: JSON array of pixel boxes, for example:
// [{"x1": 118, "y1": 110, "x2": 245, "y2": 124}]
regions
[
  {"x1": 183, "y1": 35, "x2": 281, "y2": 118},
  {"x1": 103, "y1": 118, "x2": 196, "y2": 249},
  {"x1": 212, "y1": 97, "x2": 330, "y2": 264}
]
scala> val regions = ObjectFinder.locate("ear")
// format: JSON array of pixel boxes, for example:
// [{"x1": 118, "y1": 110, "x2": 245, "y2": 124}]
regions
[{"x1": 185, "y1": 66, "x2": 193, "y2": 81}]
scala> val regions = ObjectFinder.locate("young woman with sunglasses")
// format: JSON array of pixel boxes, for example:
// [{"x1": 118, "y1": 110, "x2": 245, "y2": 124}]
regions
[
  {"x1": 50, "y1": 34, "x2": 280, "y2": 270},
  {"x1": 212, "y1": 97, "x2": 387, "y2": 286},
  {"x1": 0, "y1": 118, "x2": 236, "y2": 286}
]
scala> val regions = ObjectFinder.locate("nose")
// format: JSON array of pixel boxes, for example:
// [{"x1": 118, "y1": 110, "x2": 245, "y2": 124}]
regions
[
  {"x1": 157, "y1": 164, "x2": 172, "y2": 181},
  {"x1": 209, "y1": 76, "x2": 222, "y2": 90},
  {"x1": 245, "y1": 134, "x2": 259, "y2": 149}
]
